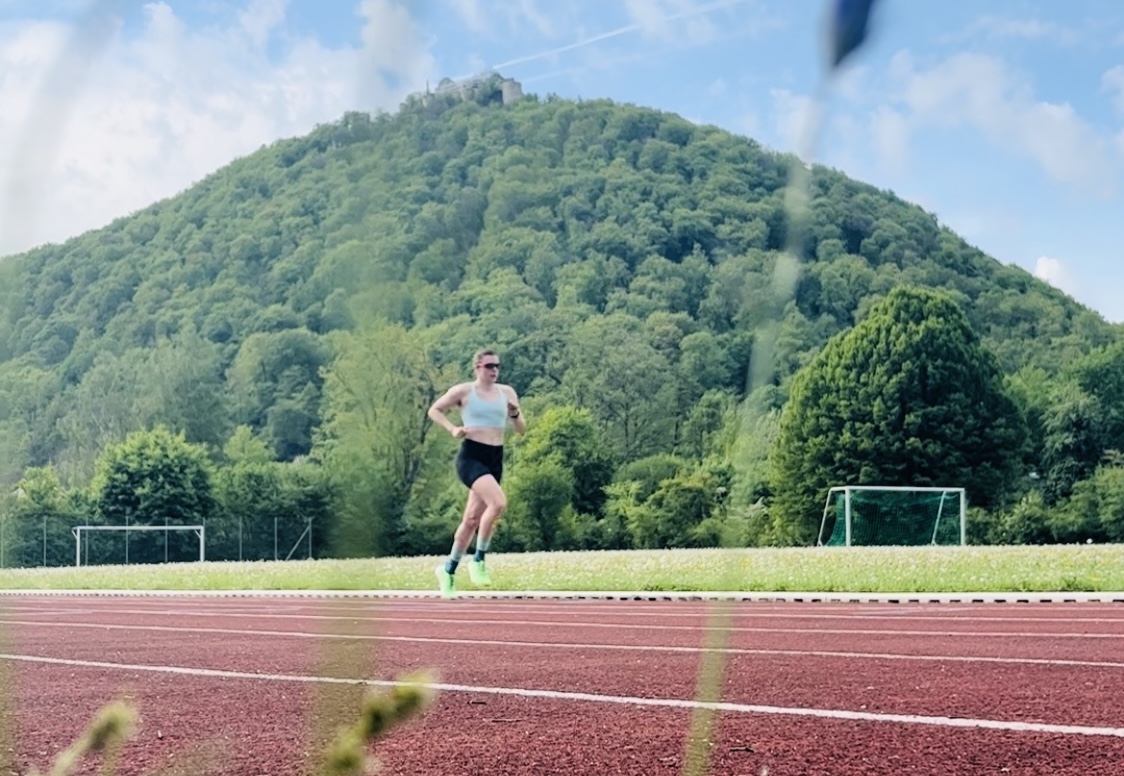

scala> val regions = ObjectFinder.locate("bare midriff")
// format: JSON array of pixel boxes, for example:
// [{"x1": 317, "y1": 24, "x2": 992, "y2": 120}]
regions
[{"x1": 463, "y1": 427, "x2": 505, "y2": 446}]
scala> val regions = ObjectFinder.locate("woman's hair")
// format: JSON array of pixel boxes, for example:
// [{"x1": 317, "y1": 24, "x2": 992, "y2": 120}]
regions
[{"x1": 473, "y1": 348, "x2": 498, "y2": 366}]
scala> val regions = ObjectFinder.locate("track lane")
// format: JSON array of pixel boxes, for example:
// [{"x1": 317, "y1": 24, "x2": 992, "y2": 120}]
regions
[
  {"x1": 6, "y1": 609, "x2": 1124, "y2": 730},
  {"x1": 6, "y1": 596, "x2": 1124, "y2": 665},
  {"x1": 4, "y1": 595, "x2": 1124, "y2": 776},
  {"x1": 8, "y1": 651, "x2": 1124, "y2": 776}
]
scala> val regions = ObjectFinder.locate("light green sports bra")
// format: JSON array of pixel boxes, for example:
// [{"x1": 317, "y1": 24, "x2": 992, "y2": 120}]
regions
[{"x1": 461, "y1": 385, "x2": 507, "y2": 429}]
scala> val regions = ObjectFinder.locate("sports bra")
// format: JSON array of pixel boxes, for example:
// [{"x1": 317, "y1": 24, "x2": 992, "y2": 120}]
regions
[{"x1": 461, "y1": 385, "x2": 507, "y2": 429}]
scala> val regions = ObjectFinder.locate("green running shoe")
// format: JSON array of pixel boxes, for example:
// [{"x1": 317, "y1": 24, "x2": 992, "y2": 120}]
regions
[
  {"x1": 468, "y1": 559, "x2": 492, "y2": 587},
  {"x1": 434, "y1": 565, "x2": 456, "y2": 599}
]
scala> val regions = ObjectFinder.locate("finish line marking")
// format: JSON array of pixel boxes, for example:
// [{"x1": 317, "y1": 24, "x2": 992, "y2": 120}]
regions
[{"x1": 1, "y1": 651, "x2": 1121, "y2": 738}]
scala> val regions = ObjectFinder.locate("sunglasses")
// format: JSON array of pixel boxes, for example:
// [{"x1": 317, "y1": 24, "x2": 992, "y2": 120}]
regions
[{"x1": 480, "y1": 362, "x2": 500, "y2": 370}]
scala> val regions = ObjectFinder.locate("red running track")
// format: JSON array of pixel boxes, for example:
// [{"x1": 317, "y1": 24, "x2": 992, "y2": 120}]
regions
[{"x1": 1, "y1": 594, "x2": 1123, "y2": 775}]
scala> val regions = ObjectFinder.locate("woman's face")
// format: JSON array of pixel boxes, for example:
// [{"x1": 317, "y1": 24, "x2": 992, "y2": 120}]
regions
[{"x1": 475, "y1": 356, "x2": 500, "y2": 383}]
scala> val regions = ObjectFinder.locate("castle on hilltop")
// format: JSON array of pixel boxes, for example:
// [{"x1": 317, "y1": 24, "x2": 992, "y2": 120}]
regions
[{"x1": 417, "y1": 71, "x2": 524, "y2": 107}]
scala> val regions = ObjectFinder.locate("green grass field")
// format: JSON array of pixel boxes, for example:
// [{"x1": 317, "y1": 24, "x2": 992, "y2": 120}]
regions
[{"x1": 0, "y1": 544, "x2": 1121, "y2": 593}]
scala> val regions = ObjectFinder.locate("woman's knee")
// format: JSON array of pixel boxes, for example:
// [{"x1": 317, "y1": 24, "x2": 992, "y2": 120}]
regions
[
  {"x1": 461, "y1": 500, "x2": 484, "y2": 527},
  {"x1": 475, "y1": 483, "x2": 506, "y2": 515}
]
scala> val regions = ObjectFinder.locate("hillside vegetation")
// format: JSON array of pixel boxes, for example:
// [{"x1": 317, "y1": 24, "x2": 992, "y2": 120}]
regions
[{"x1": 0, "y1": 74, "x2": 1121, "y2": 566}]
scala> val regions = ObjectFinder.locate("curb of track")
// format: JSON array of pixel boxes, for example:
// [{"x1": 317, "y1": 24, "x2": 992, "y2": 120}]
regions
[{"x1": 0, "y1": 589, "x2": 1122, "y2": 603}]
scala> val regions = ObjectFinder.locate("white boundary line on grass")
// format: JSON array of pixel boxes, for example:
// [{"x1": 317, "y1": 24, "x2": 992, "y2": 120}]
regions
[{"x1": 0, "y1": 589, "x2": 1121, "y2": 603}]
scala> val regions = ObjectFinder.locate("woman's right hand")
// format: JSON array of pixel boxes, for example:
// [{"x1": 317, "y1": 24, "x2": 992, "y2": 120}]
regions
[{"x1": 451, "y1": 426, "x2": 467, "y2": 439}]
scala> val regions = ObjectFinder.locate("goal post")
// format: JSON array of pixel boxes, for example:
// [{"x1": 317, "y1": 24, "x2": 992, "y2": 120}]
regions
[
  {"x1": 72, "y1": 525, "x2": 206, "y2": 567},
  {"x1": 817, "y1": 486, "x2": 966, "y2": 547}
]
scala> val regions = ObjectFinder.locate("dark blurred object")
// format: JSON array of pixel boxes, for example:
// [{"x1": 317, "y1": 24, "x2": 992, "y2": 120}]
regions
[{"x1": 828, "y1": 0, "x2": 881, "y2": 70}]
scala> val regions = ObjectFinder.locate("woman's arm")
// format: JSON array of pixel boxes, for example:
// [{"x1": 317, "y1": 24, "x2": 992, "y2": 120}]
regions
[
  {"x1": 428, "y1": 384, "x2": 468, "y2": 437},
  {"x1": 505, "y1": 387, "x2": 527, "y2": 435}
]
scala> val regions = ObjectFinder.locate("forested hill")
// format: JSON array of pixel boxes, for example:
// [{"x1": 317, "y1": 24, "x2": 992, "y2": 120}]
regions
[{"x1": 0, "y1": 74, "x2": 1118, "y2": 494}]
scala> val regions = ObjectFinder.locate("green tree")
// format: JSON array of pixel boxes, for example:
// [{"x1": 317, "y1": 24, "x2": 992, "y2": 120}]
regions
[
  {"x1": 211, "y1": 457, "x2": 333, "y2": 561},
  {"x1": 502, "y1": 458, "x2": 574, "y2": 552},
  {"x1": 621, "y1": 466, "x2": 726, "y2": 549},
  {"x1": 513, "y1": 404, "x2": 616, "y2": 517},
  {"x1": 987, "y1": 489, "x2": 1053, "y2": 545},
  {"x1": 1052, "y1": 461, "x2": 1124, "y2": 544},
  {"x1": 90, "y1": 426, "x2": 217, "y2": 564},
  {"x1": 54, "y1": 350, "x2": 147, "y2": 485},
  {"x1": 5, "y1": 466, "x2": 81, "y2": 567},
  {"x1": 139, "y1": 326, "x2": 230, "y2": 450},
  {"x1": 1040, "y1": 382, "x2": 1104, "y2": 505},
  {"x1": 557, "y1": 313, "x2": 676, "y2": 460},
  {"x1": 769, "y1": 286, "x2": 1028, "y2": 544},
  {"x1": 225, "y1": 327, "x2": 330, "y2": 460},
  {"x1": 315, "y1": 321, "x2": 458, "y2": 557},
  {"x1": 222, "y1": 424, "x2": 274, "y2": 465},
  {"x1": 1040, "y1": 341, "x2": 1124, "y2": 504}
]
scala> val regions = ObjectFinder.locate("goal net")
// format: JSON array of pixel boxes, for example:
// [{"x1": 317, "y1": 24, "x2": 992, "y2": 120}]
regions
[
  {"x1": 817, "y1": 486, "x2": 966, "y2": 547},
  {"x1": 72, "y1": 525, "x2": 206, "y2": 567}
]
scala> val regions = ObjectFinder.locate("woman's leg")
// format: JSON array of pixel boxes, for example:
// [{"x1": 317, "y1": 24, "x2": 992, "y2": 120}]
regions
[
  {"x1": 447, "y1": 489, "x2": 486, "y2": 573},
  {"x1": 436, "y1": 483, "x2": 488, "y2": 598},
  {"x1": 467, "y1": 475, "x2": 506, "y2": 586}
]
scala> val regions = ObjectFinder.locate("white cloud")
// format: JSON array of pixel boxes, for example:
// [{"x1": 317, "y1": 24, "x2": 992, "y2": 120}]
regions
[
  {"x1": 238, "y1": 0, "x2": 288, "y2": 51},
  {"x1": 833, "y1": 64, "x2": 870, "y2": 104},
  {"x1": 736, "y1": 109, "x2": 760, "y2": 139},
  {"x1": 501, "y1": 0, "x2": 554, "y2": 38},
  {"x1": 447, "y1": 0, "x2": 487, "y2": 34},
  {"x1": 1103, "y1": 65, "x2": 1124, "y2": 114},
  {"x1": 963, "y1": 16, "x2": 1078, "y2": 45},
  {"x1": 868, "y1": 105, "x2": 909, "y2": 174},
  {"x1": 1033, "y1": 255, "x2": 1077, "y2": 295},
  {"x1": 357, "y1": 0, "x2": 437, "y2": 92},
  {"x1": 0, "y1": 0, "x2": 438, "y2": 258},
  {"x1": 883, "y1": 50, "x2": 1117, "y2": 197},
  {"x1": 769, "y1": 88, "x2": 818, "y2": 154},
  {"x1": 622, "y1": 0, "x2": 719, "y2": 45}
]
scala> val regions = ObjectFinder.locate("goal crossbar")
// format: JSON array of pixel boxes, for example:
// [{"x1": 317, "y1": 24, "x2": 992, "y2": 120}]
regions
[
  {"x1": 817, "y1": 486, "x2": 967, "y2": 547},
  {"x1": 72, "y1": 525, "x2": 206, "y2": 566}
]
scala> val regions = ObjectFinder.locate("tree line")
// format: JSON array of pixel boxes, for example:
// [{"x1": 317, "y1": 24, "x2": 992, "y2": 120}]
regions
[{"x1": 4, "y1": 282, "x2": 1123, "y2": 568}]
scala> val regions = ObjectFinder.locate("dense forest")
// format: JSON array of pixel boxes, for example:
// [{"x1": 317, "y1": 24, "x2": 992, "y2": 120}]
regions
[{"x1": 0, "y1": 73, "x2": 1121, "y2": 567}]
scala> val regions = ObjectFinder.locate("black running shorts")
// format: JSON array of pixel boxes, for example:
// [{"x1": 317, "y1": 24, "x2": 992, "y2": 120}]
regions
[{"x1": 455, "y1": 439, "x2": 504, "y2": 488}]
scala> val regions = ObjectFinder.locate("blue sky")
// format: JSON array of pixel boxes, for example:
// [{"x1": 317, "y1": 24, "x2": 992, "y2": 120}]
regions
[{"x1": 1, "y1": 0, "x2": 1122, "y2": 321}]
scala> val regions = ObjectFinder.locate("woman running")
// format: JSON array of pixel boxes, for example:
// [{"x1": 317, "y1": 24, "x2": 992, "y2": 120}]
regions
[{"x1": 427, "y1": 348, "x2": 525, "y2": 598}]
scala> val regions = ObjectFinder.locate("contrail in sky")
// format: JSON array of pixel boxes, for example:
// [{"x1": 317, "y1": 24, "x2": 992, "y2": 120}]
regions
[{"x1": 490, "y1": 0, "x2": 757, "y2": 70}]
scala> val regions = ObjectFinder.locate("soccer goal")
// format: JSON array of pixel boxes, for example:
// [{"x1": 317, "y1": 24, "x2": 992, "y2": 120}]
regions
[
  {"x1": 817, "y1": 486, "x2": 966, "y2": 547},
  {"x1": 72, "y1": 525, "x2": 206, "y2": 567}
]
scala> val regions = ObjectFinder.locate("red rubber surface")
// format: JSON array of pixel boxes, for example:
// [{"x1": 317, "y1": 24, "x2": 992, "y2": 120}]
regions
[{"x1": 2, "y1": 595, "x2": 1123, "y2": 775}]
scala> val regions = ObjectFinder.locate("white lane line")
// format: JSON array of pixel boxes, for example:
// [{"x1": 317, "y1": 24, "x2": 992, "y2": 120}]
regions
[
  {"x1": 1, "y1": 589, "x2": 1123, "y2": 604},
  {"x1": 49, "y1": 607, "x2": 1124, "y2": 626},
  {"x1": 11, "y1": 600, "x2": 1124, "y2": 625},
  {"x1": 4, "y1": 619, "x2": 1123, "y2": 670},
  {"x1": 8, "y1": 608, "x2": 1123, "y2": 638},
  {"x1": 1, "y1": 651, "x2": 1121, "y2": 738},
  {"x1": 11, "y1": 597, "x2": 1124, "y2": 629}
]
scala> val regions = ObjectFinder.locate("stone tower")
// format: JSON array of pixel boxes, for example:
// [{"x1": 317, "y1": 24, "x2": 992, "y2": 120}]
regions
[{"x1": 501, "y1": 78, "x2": 524, "y2": 105}]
